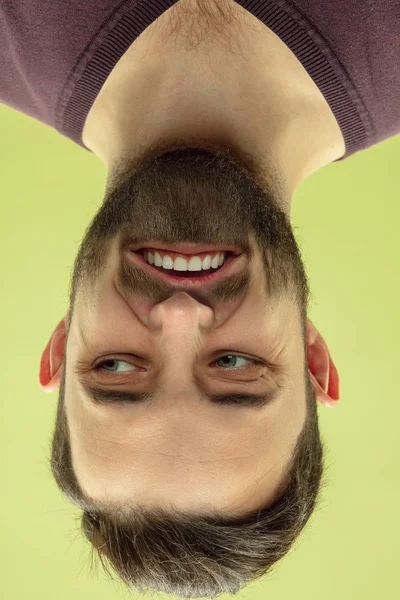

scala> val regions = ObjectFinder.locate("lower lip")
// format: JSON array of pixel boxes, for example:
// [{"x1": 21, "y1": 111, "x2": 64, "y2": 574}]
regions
[
  {"x1": 129, "y1": 243, "x2": 243, "y2": 256},
  {"x1": 130, "y1": 251, "x2": 239, "y2": 285}
]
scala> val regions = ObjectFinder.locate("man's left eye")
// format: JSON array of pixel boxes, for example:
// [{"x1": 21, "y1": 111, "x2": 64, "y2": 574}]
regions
[{"x1": 94, "y1": 359, "x2": 138, "y2": 372}]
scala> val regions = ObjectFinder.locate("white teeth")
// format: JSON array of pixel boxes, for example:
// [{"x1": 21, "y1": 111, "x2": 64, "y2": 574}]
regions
[{"x1": 143, "y1": 250, "x2": 226, "y2": 271}]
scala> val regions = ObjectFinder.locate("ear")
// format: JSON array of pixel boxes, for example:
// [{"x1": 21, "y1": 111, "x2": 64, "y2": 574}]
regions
[
  {"x1": 306, "y1": 318, "x2": 340, "y2": 408},
  {"x1": 39, "y1": 312, "x2": 70, "y2": 393}
]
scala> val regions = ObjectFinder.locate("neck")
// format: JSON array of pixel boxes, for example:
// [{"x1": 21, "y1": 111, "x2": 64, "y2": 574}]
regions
[{"x1": 82, "y1": 0, "x2": 345, "y2": 199}]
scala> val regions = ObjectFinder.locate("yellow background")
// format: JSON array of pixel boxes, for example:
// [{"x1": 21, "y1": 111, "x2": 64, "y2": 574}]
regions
[{"x1": 0, "y1": 103, "x2": 399, "y2": 599}]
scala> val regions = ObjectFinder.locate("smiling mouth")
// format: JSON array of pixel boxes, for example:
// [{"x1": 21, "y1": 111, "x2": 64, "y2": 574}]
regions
[
  {"x1": 139, "y1": 251, "x2": 236, "y2": 278},
  {"x1": 129, "y1": 250, "x2": 241, "y2": 286}
]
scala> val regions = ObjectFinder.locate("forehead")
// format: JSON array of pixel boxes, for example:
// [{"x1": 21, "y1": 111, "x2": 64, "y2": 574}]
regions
[
  {"x1": 64, "y1": 362, "x2": 306, "y2": 518},
  {"x1": 68, "y1": 391, "x2": 293, "y2": 516}
]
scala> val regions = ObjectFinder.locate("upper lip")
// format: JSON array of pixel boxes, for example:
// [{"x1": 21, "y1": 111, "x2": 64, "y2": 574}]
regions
[{"x1": 126, "y1": 249, "x2": 244, "y2": 290}]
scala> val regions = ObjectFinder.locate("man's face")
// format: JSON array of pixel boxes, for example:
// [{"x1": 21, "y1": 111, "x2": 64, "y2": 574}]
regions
[{"x1": 62, "y1": 138, "x2": 310, "y2": 517}]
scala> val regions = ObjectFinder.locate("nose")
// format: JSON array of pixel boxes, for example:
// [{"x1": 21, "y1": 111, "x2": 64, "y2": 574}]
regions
[
  {"x1": 150, "y1": 292, "x2": 214, "y2": 329},
  {"x1": 149, "y1": 292, "x2": 214, "y2": 353}
]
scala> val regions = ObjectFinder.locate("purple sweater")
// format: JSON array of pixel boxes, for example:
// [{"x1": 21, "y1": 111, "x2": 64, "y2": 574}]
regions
[{"x1": 1, "y1": 0, "x2": 398, "y2": 162}]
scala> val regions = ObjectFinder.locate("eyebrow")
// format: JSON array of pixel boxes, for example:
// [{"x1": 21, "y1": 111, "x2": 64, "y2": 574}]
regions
[{"x1": 81, "y1": 382, "x2": 284, "y2": 411}]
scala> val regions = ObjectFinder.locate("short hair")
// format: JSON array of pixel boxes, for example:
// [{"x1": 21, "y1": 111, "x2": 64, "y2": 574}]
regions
[{"x1": 49, "y1": 328, "x2": 325, "y2": 598}]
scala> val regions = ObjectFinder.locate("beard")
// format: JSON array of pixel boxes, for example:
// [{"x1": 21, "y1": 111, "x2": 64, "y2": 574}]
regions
[{"x1": 67, "y1": 136, "x2": 311, "y2": 336}]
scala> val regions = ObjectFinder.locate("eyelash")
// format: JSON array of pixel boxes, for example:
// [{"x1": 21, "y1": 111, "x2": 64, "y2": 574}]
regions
[{"x1": 94, "y1": 354, "x2": 265, "y2": 372}]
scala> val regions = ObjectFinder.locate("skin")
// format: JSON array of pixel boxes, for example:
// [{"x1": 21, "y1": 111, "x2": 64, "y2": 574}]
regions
[{"x1": 39, "y1": 0, "x2": 343, "y2": 517}]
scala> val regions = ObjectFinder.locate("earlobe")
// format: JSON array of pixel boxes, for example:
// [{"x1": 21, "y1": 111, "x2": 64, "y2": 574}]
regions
[
  {"x1": 306, "y1": 318, "x2": 340, "y2": 408},
  {"x1": 39, "y1": 315, "x2": 69, "y2": 393}
]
